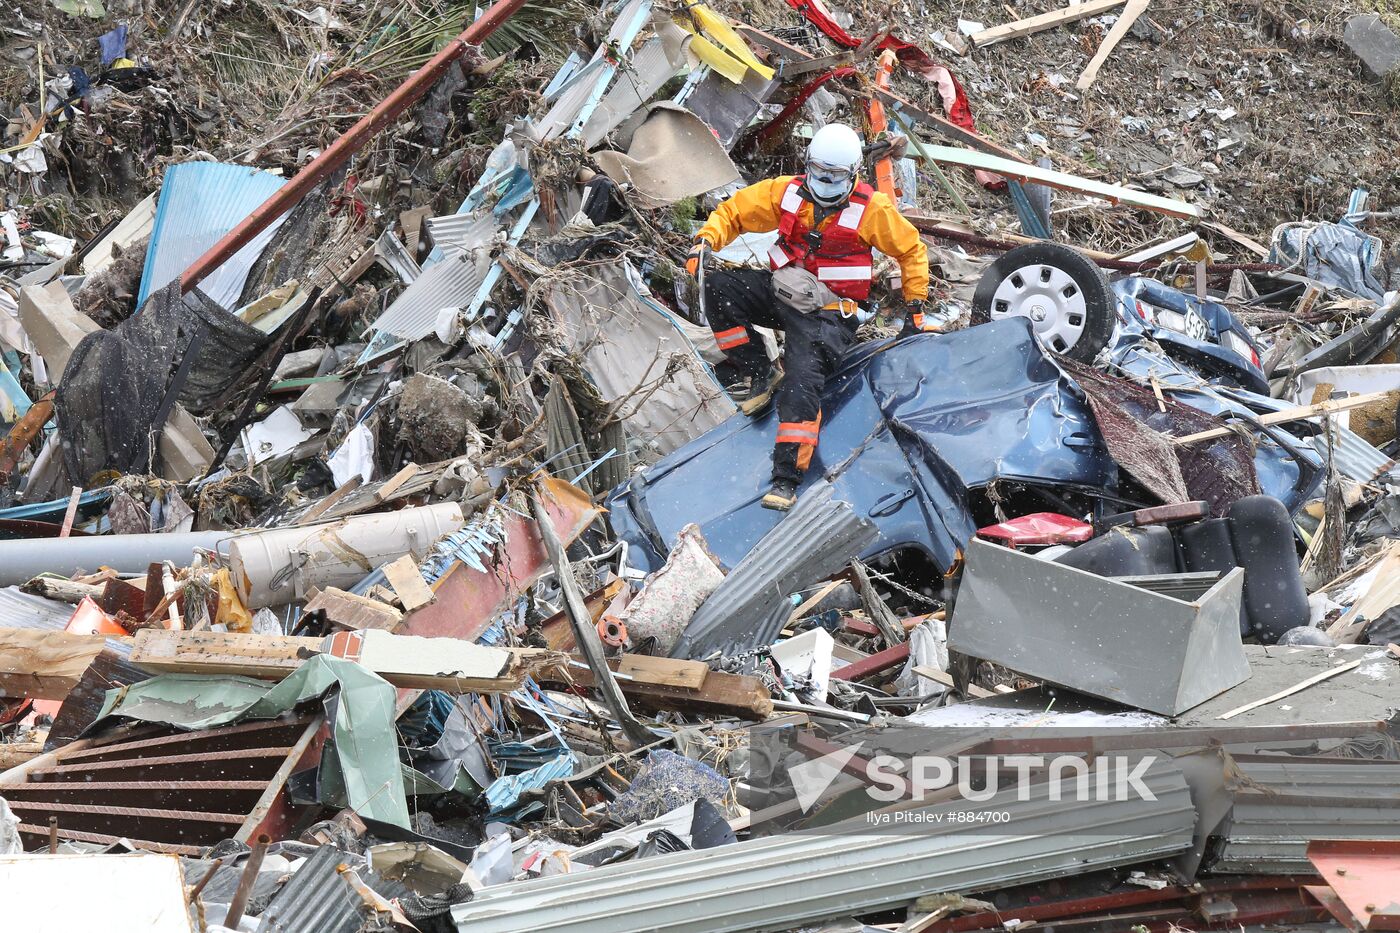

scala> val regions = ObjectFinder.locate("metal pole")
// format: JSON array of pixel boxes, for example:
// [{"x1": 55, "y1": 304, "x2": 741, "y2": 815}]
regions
[
  {"x1": 530, "y1": 483, "x2": 653, "y2": 746},
  {"x1": 178, "y1": 0, "x2": 529, "y2": 294},
  {"x1": 223, "y1": 833, "x2": 271, "y2": 929}
]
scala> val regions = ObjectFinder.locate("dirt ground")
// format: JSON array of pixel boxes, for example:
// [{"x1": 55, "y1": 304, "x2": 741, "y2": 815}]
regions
[{"x1": 5, "y1": 0, "x2": 1400, "y2": 261}]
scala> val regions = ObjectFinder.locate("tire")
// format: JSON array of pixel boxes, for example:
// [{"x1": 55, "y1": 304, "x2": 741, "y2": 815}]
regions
[{"x1": 971, "y1": 242, "x2": 1115, "y2": 363}]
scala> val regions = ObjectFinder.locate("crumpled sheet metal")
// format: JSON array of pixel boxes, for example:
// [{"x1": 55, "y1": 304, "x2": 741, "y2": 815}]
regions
[
  {"x1": 592, "y1": 104, "x2": 741, "y2": 208},
  {"x1": 138, "y1": 161, "x2": 291, "y2": 311},
  {"x1": 582, "y1": 18, "x2": 691, "y2": 148},
  {"x1": 542, "y1": 263, "x2": 733, "y2": 457},
  {"x1": 366, "y1": 251, "x2": 489, "y2": 341},
  {"x1": 670, "y1": 480, "x2": 877, "y2": 660}
]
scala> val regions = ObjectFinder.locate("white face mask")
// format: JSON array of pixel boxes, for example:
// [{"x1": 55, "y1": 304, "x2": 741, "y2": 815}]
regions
[{"x1": 806, "y1": 161, "x2": 854, "y2": 205}]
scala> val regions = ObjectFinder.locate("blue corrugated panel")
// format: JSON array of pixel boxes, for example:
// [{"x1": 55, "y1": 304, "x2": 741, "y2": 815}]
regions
[{"x1": 138, "y1": 162, "x2": 289, "y2": 310}]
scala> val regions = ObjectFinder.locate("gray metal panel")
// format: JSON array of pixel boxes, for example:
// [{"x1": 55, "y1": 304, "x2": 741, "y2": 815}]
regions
[
  {"x1": 669, "y1": 481, "x2": 878, "y2": 659},
  {"x1": 256, "y1": 844, "x2": 362, "y2": 933},
  {"x1": 425, "y1": 211, "x2": 499, "y2": 260},
  {"x1": 950, "y1": 539, "x2": 1250, "y2": 715},
  {"x1": 681, "y1": 66, "x2": 780, "y2": 149},
  {"x1": 367, "y1": 253, "x2": 485, "y2": 341},
  {"x1": 453, "y1": 760, "x2": 1196, "y2": 933},
  {"x1": 1214, "y1": 758, "x2": 1400, "y2": 874}
]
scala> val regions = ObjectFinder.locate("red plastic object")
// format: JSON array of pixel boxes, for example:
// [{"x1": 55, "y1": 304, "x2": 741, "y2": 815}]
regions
[
  {"x1": 65, "y1": 596, "x2": 127, "y2": 636},
  {"x1": 976, "y1": 512, "x2": 1094, "y2": 547}
]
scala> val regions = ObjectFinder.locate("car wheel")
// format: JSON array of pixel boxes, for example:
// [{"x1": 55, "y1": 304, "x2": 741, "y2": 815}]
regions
[{"x1": 971, "y1": 242, "x2": 1115, "y2": 363}]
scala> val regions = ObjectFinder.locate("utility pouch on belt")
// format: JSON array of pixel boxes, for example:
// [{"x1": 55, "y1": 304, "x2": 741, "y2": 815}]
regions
[{"x1": 772, "y1": 266, "x2": 843, "y2": 314}]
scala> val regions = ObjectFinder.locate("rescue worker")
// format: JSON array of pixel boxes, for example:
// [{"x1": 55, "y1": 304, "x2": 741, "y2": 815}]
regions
[{"x1": 685, "y1": 123, "x2": 929, "y2": 511}]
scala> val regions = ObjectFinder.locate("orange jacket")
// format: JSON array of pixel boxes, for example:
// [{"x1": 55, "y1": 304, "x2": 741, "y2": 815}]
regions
[{"x1": 695, "y1": 175, "x2": 929, "y2": 302}]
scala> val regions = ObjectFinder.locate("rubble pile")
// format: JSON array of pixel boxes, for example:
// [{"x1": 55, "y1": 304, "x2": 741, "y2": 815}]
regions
[{"x1": 2, "y1": 0, "x2": 1400, "y2": 931}]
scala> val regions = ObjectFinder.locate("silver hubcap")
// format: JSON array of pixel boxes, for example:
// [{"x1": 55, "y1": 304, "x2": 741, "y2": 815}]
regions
[{"x1": 988, "y1": 264, "x2": 1088, "y2": 355}]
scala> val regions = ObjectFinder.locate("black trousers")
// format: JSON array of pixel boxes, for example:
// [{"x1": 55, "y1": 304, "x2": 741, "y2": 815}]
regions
[{"x1": 704, "y1": 268, "x2": 857, "y2": 483}]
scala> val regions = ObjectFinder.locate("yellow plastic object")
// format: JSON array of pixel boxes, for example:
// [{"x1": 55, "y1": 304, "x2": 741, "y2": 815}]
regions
[
  {"x1": 213, "y1": 568, "x2": 254, "y2": 633},
  {"x1": 688, "y1": 3, "x2": 774, "y2": 80},
  {"x1": 685, "y1": 33, "x2": 749, "y2": 83}
]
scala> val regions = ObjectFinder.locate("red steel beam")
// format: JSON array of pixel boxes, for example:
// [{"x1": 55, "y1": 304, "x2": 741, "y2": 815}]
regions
[
  {"x1": 829, "y1": 642, "x2": 911, "y2": 682},
  {"x1": 178, "y1": 0, "x2": 529, "y2": 294}
]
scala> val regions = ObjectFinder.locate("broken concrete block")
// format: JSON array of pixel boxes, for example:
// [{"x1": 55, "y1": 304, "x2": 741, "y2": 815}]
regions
[
  {"x1": 1345, "y1": 14, "x2": 1400, "y2": 81},
  {"x1": 16, "y1": 281, "x2": 100, "y2": 377},
  {"x1": 396, "y1": 373, "x2": 480, "y2": 461}
]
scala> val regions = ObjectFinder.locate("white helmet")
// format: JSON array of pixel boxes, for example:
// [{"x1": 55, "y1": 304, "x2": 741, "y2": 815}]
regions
[{"x1": 805, "y1": 123, "x2": 863, "y2": 207}]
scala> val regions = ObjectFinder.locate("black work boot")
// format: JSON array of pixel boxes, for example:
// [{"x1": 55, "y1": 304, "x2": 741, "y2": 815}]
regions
[
  {"x1": 737, "y1": 369, "x2": 783, "y2": 416},
  {"x1": 761, "y1": 478, "x2": 799, "y2": 511}
]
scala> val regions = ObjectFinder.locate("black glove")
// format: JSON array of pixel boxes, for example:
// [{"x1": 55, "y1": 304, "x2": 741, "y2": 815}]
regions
[{"x1": 898, "y1": 300, "x2": 926, "y2": 338}]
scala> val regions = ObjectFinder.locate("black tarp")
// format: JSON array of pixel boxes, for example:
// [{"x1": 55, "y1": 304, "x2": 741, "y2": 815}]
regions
[{"x1": 55, "y1": 281, "x2": 272, "y2": 483}]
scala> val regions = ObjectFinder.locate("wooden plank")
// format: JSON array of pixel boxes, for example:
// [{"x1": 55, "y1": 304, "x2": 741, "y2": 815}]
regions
[
  {"x1": 830, "y1": 643, "x2": 912, "y2": 682},
  {"x1": 913, "y1": 665, "x2": 995, "y2": 698},
  {"x1": 130, "y1": 629, "x2": 322, "y2": 679},
  {"x1": 615, "y1": 655, "x2": 708, "y2": 690},
  {"x1": 372, "y1": 463, "x2": 420, "y2": 503},
  {"x1": 130, "y1": 628, "x2": 552, "y2": 693},
  {"x1": 0, "y1": 629, "x2": 109, "y2": 700},
  {"x1": 1203, "y1": 220, "x2": 1271, "y2": 258},
  {"x1": 1075, "y1": 0, "x2": 1149, "y2": 89},
  {"x1": 536, "y1": 662, "x2": 772, "y2": 719},
  {"x1": 1326, "y1": 546, "x2": 1400, "y2": 641},
  {"x1": 1216, "y1": 659, "x2": 1365, "y2": 720},
  {"x1": 381, "y1": 555, "x2": 435, "y2": 612},
  {"x1": 0, "y1": 742, "x2": 45, "y2": 771},
  {"x1": 786, "y1": 579, "x2": 846, "y2": 626},
  {"x1": 303, "y1": 586, "x2": 402, "y2": 631},
  {"x1": 1174, "y1": 391, "x2": 1396, "y2": 446},
  {"x1": 969, "y1": 0, "x2": 1126, "y2": 48},
  {"x1": 294, "y1": 475, "x2": 362, "y2": 526},
  {"x1": 918, "y1": 142, "x2": 1200, "y2": 219},
  {"x1": 236, "y1": 717, "x2": 324, "y2": 844}
]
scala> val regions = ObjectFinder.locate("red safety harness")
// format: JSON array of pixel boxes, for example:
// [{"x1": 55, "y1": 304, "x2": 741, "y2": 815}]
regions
[{"x1": 769, "y1": 176, "x2": 875, "y2": 301}]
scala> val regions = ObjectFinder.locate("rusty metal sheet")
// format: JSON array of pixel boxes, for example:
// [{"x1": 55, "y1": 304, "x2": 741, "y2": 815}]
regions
[{"x1": 1308, "y1": 839, "x2": 1400, "y2": 930}]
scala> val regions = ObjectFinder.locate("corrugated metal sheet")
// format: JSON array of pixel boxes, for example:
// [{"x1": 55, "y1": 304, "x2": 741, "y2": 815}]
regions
[
  {"x1": 1309, "y1": 424, "x2": 1400, "y2": 483},
  {"x1": 1215, "y1": 759, "x2": 1400, "y2": 875},
  {"x1": 452, "y1": 759, "x2": 1196, "y2": 933},
  {"x1": 138, "y1": 162, "x2": 290, "y2": 311},
  {"x1": 425, "y1": 211, "x2": 499, "y2": 260},
  {"x1": 670, "y1": 481, "x2": 878, "y2": 659},
  {"x1": 0, "y1": 585, "x2": 75, "y2": 631},
  {"x1": 255, "y1": 843, "x2": 362, "y2": 933},
  {"x1": 367, "y1": 252, "x2": 487, "y2": 341}
]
